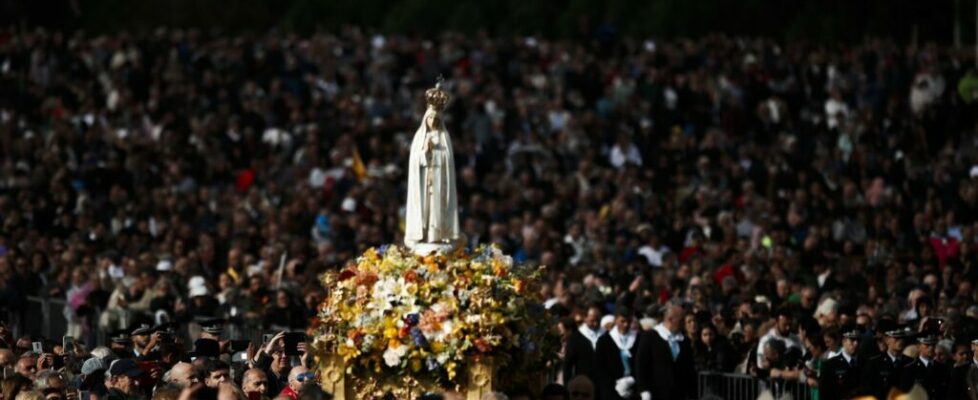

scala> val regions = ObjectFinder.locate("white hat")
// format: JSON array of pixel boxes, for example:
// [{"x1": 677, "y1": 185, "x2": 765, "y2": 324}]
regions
[
  {"x1": 156, "y1": 260, "x2": 173, "y2": 272},
  {"x1": 600, "y1": 315, "x2": 616, "y2": 330},
  {"x1": 970, "y1": 165, "x2": 978, "y2": 178},
  {"x1": 189, "y1": 285, "x2": 210, "y2": 298},
  {"x1": 188, "y1": 276, "x2": 206, "y2": 290}
]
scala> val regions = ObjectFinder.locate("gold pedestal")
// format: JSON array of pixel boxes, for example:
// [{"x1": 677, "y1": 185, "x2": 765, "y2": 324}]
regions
[
  {"x1": 466, "y1": 357, "x2": 494, "y2": 400},
  {"x1": 317, "y1": 355, "x2": 495, "y2": 400}
]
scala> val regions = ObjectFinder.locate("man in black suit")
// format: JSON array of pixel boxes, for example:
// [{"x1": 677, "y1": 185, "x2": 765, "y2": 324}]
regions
[
  {"x1": 901, "y1": 335, "x2": 949, "y2": 399},
  {"x1": 819, "y1": 328, "x2": 862, "y2": 400},
  {"x1": 949, "y1": 338, "x2": 978, "y2": 400},
  {"x1": 861, "y1": 327, "x2": 913, "y2": 400},
  {"x1": 595, "y1": 308, "x2": 638, "y2": 400},
  {"x1": 563, "y1": 305, "x2": 604, "y2": 385},
  {"x1": 634, "y1": 304, "x2": 695, "y2": 400}
]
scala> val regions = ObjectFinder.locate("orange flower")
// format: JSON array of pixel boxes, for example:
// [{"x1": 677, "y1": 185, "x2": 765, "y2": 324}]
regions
[
  {"x1": 355, "y1": 270, "x2": 378, "y2": 287},
  {"x1": 493, "y1": 263, "x2": 508, "y2": 277},
  {"x1": 404, "y1": 269, "x2": 418, "y2": 283},
  {"x1": 514, "y1": 279, "x2": 525, "y2": 295}
]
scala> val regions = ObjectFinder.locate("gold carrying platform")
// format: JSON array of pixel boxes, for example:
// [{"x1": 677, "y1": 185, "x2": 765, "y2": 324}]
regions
[{"x1": 318, "y1": 354, "x2": 496, "y2": 400}]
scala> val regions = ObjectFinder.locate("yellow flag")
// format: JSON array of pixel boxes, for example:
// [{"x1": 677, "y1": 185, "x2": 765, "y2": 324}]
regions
[
  {"x1": 352, "y1": 147, "x2": 367, "y2": 180},
  {"x1": 227, "y1": 265, "x2": 241, "y2": 283}
]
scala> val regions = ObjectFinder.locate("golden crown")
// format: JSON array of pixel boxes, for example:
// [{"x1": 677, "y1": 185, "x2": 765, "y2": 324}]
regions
[{"x1": 425, "y1": 77, "x2": 451, "y2": 111}]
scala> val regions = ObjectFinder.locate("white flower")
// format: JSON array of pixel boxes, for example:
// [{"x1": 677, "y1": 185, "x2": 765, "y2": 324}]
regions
[
  {"x1": 465, "y1": 315, "x2": 482, "y2": 324},
  {"x1": 436, "y1": 352, "x2": 449, "y2": 365},
  {"x1": 383, "y1": 344, "x2": 408, "y2": 367}
]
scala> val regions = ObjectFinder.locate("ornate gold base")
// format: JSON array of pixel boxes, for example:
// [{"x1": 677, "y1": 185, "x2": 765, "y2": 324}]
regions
[{"x1": 317, "y1": 355, "x2": 495, "y2": 400}]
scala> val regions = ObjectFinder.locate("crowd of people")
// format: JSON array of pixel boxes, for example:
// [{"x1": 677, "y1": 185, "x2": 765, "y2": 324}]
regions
[{"x1": 2, "y1": 24, "x2": 978, "y2": 400}]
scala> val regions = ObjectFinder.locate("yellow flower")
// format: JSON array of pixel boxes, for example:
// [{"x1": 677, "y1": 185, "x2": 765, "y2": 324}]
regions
[
  {"x1": 384, "y1": 326, "x2": 398, "y2": 340},
  {"x1": 410, "y1": 358, "x2": 422, "y2": 372},
  {"x1": 446, "y1": 361, "x2": 457, "y2": 380}
]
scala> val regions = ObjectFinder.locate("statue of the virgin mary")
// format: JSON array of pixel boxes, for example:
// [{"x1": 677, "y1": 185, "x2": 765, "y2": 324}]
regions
[{"x1": 404, "y1": 79, "x2": 460, "y2": 252}]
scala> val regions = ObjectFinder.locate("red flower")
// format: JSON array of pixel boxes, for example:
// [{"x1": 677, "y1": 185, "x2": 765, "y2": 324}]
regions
[
  {"x1": 338, "y1": 269, "x2": 356, "y2": 281},
  {"x1": 473, "y1": 338, "x2": 491, "y2": 353}
]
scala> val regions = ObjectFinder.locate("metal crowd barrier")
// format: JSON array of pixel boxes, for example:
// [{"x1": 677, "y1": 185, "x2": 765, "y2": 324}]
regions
[
  {"x1": 698, "y1": 371, "x2": 813, "y2": 400},
  {"x1": 5, "y1": 296, "x2": 104, "y2": 347}
]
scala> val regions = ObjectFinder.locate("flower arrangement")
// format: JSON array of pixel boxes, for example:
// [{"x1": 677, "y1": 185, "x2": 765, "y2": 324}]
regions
[{"x1": 310, "y1": 244, "x2": 556, "y2": 392}]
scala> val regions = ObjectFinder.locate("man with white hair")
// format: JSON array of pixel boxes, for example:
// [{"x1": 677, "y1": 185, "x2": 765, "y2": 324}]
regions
[
  {"x1": 161, "y1": 362, "x2": 195, "y2": 387},
  {"x1": 634, "y1": 304, "x2": 695, "y2": 400}
]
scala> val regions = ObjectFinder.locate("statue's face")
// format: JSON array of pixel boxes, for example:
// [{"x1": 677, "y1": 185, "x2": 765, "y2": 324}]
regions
[{"x1": 426, "y1": 113, "x2": 440, "y2": 130}]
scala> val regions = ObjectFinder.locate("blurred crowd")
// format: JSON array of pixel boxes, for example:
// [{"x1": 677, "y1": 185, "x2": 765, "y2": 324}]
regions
[{"x1": 3, "y1": 24, "x2": 978, "y2": 399}]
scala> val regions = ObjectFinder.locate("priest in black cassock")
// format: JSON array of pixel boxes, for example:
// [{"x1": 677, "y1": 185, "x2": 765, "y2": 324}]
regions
[
  {"x1": 563, "y1": 304, "x2": 604, "y2": 385},
  {"x1": 595, "y1": 308, "x2": 638, "y2": 400},
  {"x1": 634, "y1": 304, "x2": 695, "y2": 400}
]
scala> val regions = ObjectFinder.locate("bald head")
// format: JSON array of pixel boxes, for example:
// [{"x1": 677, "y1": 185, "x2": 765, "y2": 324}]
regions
[
  {"x1": 568, "y1": 376, "x2": 595, "y2": 400},
  {"x1": 242, "y1": 368, "x2": 269, "y2": 396},
  {"x1": 287, "y1": 366, "x2": 310, "y2": 392}
]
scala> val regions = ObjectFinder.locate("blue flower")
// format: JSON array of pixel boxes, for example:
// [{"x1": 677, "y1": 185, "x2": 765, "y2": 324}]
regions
[
  {"x1": 377, "y1": 244, "x2": 389, "y2": 256},
  {"x1": 410, "y1": 327, "x2": 428, "y2": 348},
  {"x1": 405, "y1": 313, "x2": 420, "y2": 326}
]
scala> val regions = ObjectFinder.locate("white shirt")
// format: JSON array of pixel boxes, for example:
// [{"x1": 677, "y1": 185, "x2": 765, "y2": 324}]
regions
[
  {"x1": 579, "y1": 325, "x2": 603, "y2": 349},
  {"x1": 638, "y1": 245, "x2": 669, "y2": 268},
  {"x1": 610, "y1": 143, "x2": 642, "y2": 169}
]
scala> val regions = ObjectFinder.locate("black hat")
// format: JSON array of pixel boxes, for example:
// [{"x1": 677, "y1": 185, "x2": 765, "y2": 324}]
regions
[
  {"x1": 130, "y1": 324, "x2": 153, "y2": 336},
  {"x1": 196, "y1": 317, "x2": 225, "y2": 335},
  {"x1": 190, "y1": 338, "x2": 220, "y2": 359},
  {"x1": 109, "y1": 329, "x2": 132, "y2": 344},
  {"x1": 917, "y1": 335, "x2": 939, "y2": 345},
  {"x1": 842, "y1": 329, "x2": 861, "y2": 339},
  {"x1": 876, "y1": 319, "x2": 897, "y2": 335},
  {"x1": 106, "y1": 359, "x2": 142, "y2": 378},
  {"x1": 885, "y1": 327, "x2": 913, "y2": 338}
]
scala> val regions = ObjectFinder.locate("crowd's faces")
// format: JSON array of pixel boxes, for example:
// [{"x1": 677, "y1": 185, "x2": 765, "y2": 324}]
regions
[
  {"x1": 614, "y1": 315, "x2": 630, "y2": 334},
  {"x1": 205, "y1": 368, "x2": 231, "y2": 388},
  {"x1": 953, "y1": 346, "x2": 970, "y2": 365},
  {"x1": 821, "y1": 333, "x2": 838, "y2": 353},
  {"x1": 664, "y1": 307, "x2": 686, "y2": 334},
  {"x1": 270, "y1": 345, "x2": 289, "y2": 374},
  {"x1": 276, "y1": 291, "x2": 290, "y2": 308},
  {"x1": 919, "y1": 343, "x2": 935, "y2": 359},
  {"x1": 41, "y1": 375, "x2": 66, "y2": 400},
  {"x1": 935, "y1": 345, "x2": 950, "y2": 364},
  {"x1": 16, "y1": 356, "x2": 37, "y2": 379},
  {"x1": 886, "y1": 337, "x2": 906, "y2": 354},
  {"x1": 242, "y1": 369, "x2": 269, "y2": 396},
  {"x1": 775, "y1": 315, "x2": 792, "y2": 336},
  {"x1": 842, "y1": 337, "x2": 858, "y2": 356},
  {"x1": 583, "y1": 308, "x2": 600, "y2": 331},
  {"x1": 287, "y1": 366, "x2": 312, "y2": 392},
  {"x1": 167, "y1": 362, "x2": 196, "y2": 387},
  {"x1": 108, "y1": 375, "x2": 135, "y2": 395},
  {"x1": 132, "y1": 333, "x2": 150, "y2": 348},
  {"x1": 700, "y1": 327, "x2": 715, "y2": 347},
  {"x1": 684, "y1": 315, "x2": 698, "y2": 339}
]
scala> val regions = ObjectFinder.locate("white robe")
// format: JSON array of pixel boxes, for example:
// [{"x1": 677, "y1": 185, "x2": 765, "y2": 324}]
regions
[{"x1": 405, "y1": 108, "x2": 459, "y2": 246}]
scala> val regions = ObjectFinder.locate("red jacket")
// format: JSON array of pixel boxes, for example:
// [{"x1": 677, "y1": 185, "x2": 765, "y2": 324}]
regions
[{"x1": 279, "y1": 386, "x2": 299, "y2": 400}]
